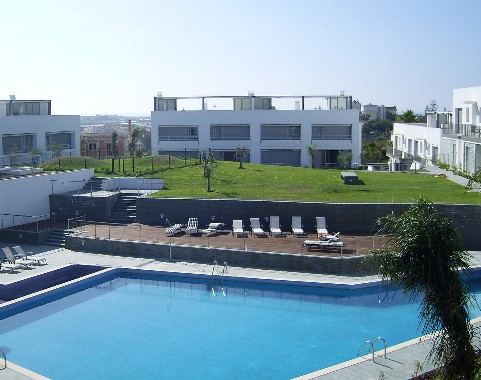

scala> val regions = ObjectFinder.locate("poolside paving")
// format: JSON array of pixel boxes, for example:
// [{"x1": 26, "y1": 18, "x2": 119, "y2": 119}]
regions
[{"x1": 1, "y1": 245, "x2": 481, "y2": 380}]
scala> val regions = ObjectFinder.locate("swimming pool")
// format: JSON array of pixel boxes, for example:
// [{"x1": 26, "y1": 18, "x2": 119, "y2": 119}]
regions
[{"x1": 1, "y1": 269, "x2": 480, "y2": 379}]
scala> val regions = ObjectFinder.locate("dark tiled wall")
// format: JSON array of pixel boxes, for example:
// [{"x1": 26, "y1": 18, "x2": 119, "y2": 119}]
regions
[{"x1": 49, "y1": 193, "x2": 118, "y2": 222}]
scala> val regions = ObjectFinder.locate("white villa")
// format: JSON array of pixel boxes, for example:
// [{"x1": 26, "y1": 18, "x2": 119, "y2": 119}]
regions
[
  {"x1": 0, "y1": 96, "x2": 80, "y2": 164},
  {"x1": 388, "y1": 85, "x2": 481, "y2": 174},
  {"x1": 151, "y1": 93, "x2": 361, "y2": 168}
]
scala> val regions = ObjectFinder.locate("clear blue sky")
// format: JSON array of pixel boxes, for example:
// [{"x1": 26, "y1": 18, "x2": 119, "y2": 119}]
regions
[{"x1": 1, "y1": 0, "x2": 479, "y2": 115}]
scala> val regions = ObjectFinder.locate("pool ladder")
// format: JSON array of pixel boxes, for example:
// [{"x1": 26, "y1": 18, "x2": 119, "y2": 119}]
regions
[
  {"x1": 211, "y1": 261, "x2": 228, "y2": 297},
  {"x1": 357, "y1": 337, "x2": 387, "y2": 362},
  {"x1": 0, "y1": 347, "x2": 6, "y2": 369}
]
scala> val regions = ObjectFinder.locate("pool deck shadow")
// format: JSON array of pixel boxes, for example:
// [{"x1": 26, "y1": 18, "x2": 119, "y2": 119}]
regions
[{"x1": 1, "y1": 246, "x2": 481, "y2": 380}]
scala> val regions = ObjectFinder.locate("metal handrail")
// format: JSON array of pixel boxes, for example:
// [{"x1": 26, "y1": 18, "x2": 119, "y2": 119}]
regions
[
  {"x1": 211, "y1": 260, "x2": 218, "y2": 296},
  {"x1": 357, "y1": 337, "x2": 387, "y2": 362},
  {"x1": 0, "y1": 347, "x2": 6, "y2": 369},
  {"x1": 357, "y1": 340, "x2": 374, "y2": 361},
  {"x1": 373, "y1": 337, "x2": 387, "y2": 359}
]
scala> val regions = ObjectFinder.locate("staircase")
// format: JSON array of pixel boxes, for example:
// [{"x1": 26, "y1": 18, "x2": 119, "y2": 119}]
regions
[
  {"x1": 83, "y1": 177, "x2": 104, "y2": 192},
  {"x1": 44, "y1": 228, "x2": 69, "y2": 247},
  {"x1": 108, "y1": 192, "x2": 138, "y2": 224}
]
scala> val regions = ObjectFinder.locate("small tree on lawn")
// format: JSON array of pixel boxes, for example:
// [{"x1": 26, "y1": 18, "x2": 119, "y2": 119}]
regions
[
  {"x1": 366, "y1": 198, "x2": 477, "y2": 380},
  {"x1": 51, "y1": 142, "x2": 64, "y2": 158},
  {"x1": 236, "y1": 147, "x2": 248, "y2": 169},
  {"x1": 111, "y1": 131, "x2": 119, "y2": 158},
  {"x1": 307, "y1": 145, "x2": 316, "y2": 168},
  {"x1": 202, "y1": 150, "x2": 217, "y2": 192}
]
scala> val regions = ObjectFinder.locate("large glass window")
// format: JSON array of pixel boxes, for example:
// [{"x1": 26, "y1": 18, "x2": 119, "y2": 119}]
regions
[
  {"x1": 155, "y1": 98, "x2": 177, "y2": 111},
  {"x1": 233, "y1": 98, "x2": 252, "y2": 110},
  {"x1": 158, "y1": 125, "x2": 198, "y2": 141},
  {"x1": 46, "y1": 132, "x2": 74, "y2": 149},
  {"x1": 7, "y1": 102, "x2": 41, "y2": 115},
  {"x1": 312, "y1": 125, "x2": 351, "y2": 140},
  {"x1": 210, "y1": 124, "x2": 250, "y2": 140},
  {"x1": 261, "y1": 124, "x2": 300, "y2": 140}
]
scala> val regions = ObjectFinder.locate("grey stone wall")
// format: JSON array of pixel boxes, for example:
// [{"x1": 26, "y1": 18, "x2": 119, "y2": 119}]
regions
[
  {"x1": 67, "y1": 235, "x2": 374, "y2": 276},
  {"x1": 50, "y1": 193, "x2": 118, "y2": 222},
  {"x1": 136, "y1": 198, "x2": 481, "y2": 250}
]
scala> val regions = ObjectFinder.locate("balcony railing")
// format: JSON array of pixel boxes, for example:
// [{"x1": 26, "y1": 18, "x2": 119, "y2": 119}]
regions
[
  {"x1": 210, "y1": 136, "x2": 250, "y2": 141},
  {"x1": 158, "y1": 136, "x2": 198, "y2": 141},
  {"x1": 312, "y1": 134, "x2": 351, "y2": 140},
  {"x1": 442, "y1": 123, "x2": 481, "y2": 139}
]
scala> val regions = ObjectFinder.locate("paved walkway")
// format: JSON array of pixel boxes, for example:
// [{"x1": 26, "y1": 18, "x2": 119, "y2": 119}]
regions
[
  {"x1": 424, "y1": 165, "x2": 471, "y2": 188},
  {"x1": 1, "y1": 246, "x2": 481, "y2": 379}
]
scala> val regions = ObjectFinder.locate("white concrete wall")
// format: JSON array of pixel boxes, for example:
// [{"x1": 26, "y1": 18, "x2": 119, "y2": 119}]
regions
[
  {"x1": 151, "y1": 109, "x2": 361, "y2": 167},
  {"x1": 453, "y1": 86, "x2": 481, "y2": 125},
  {"x1": 0, "y1": 115, "x2": 80, "y2": 155},
  {"x1": 0, "y1": 169, "x2": 93, "y2": 228},
  {"x1": 392, "y1": 123, "x2": 441, "y2": 164}
]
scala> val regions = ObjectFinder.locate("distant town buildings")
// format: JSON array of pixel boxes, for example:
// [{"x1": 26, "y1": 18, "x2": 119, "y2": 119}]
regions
[
  {"x1": 361, "y1": 103, "x2": 397, "y2": 120},
  {"x1": 150, "y1": 92, "x2": 361, "y2": 168},
  {"x1": 0, "y1": 96, "x2": 80, "y2": 165}
]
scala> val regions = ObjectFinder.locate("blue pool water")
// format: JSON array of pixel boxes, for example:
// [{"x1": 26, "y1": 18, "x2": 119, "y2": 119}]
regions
[{"x1": 1, "y1": 272, "x2": 481, "y2": 380}]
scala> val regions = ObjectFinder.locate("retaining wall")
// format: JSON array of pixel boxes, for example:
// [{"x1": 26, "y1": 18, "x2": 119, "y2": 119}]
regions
[{"x1": 66, "y1": 235, "x2": 374, "y2": 276}]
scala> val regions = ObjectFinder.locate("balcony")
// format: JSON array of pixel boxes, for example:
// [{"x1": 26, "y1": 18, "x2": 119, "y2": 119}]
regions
[{"x1": 442, "y1": 123, "x2": 481, "y2": 139}]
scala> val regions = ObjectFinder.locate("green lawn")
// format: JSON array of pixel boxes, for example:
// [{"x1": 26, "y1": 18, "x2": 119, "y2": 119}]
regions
[{"x1": 41, "y1": 156, "x2": 480, "y2": 204}]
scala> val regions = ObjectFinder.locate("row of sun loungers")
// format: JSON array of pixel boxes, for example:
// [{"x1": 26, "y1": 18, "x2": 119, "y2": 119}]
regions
[{"x1": 0, "y1": 246, "x2": 47, "y2": 273}]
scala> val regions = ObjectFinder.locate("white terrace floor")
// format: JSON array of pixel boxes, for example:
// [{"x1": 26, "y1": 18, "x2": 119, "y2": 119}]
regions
[{"x1": 2, "y1": 245, "x2": 481, "y2": 380}]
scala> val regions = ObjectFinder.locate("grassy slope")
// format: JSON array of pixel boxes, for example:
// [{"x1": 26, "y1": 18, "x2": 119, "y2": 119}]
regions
[{"x1": 41, "y1": 156, "x2": 480, "y2": 204}]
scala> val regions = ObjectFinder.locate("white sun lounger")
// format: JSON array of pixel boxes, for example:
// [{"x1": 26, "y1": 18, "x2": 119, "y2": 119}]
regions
[
  {"x1": 269, "y1": 216, "x2": 284, "y2": 237},
  {"x1": 302, "y1": 239, "x2": 345, "y2": 251},
  {"x1": 2, "y1": 247, "x2": 36, "y2": 268},
  {"x1": 12, "y1": 246, "x2": 47, "y2": 265},
  {"x1": 316, "y1": 217, "x2": 329, "y2": 236},
  {"x1": 250, "y1": 218, "x2": 267, "y2": 237},
  {"x1": 291, "y1": 216, "x2": 305, "y2": 236},
  {"x1": 185, "y1": 218, "x2": 199, "y2": 235},
  {"x1": 232, "y1": 220, "x2": 247, "y2": 237},
  {"x1": 202, "y1": 223, "x2": 225, "y2": 236},
  {"x1": 165, "y1": 224, "x2": 184, "y2": 236},
  {"x1": 0, "y1": 261, "x2": 21, "y2": 273}
]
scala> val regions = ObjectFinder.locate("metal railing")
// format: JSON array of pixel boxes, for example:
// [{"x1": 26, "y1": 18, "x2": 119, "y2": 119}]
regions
[
  {"x1": 0, "y1": 213, "x2": 54, "y2": 231},
  {"x1": 357, "y1": 337, "x2": 387, "y2": 362}
]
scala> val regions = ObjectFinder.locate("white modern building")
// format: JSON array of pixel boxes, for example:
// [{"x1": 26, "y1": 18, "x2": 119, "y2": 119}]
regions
[
  {"x1": 151, "y1": 93, "x2": 361, "y2": 168},
  {"x1": 0, "y1": 96, "x2": 80, "y2": 164},
  {"x1": 388, "y1": 111, "x2": 451, "y2": 171},
  {"x1": 388, "y1": 85, "x2": 481, "y2": 174},
  {"x1": 440, "y1": 86, "x2": 481, "y2": 173}
]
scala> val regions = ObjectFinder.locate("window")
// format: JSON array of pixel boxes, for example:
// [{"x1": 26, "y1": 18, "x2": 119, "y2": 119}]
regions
[
  {"x1": 88, "y1": 143, "x2": 97, "y2": 151},
  {"x1": 312, "y1": 125, "x2": 351, "y2": 140},
  {"x1": 158, "y1": 125, "x2": 198, "y2": 141},
  {"x1": 261, "y1": 124, "x2": 300, "y2": 140},
  {"x1": 233, "y1": 98, "x2": 252, "y2": 110},
  {"x1": 7, "y1": 102, "x2": 41, "y2": 115},
  {"x1": 210, "y1": 124, "x2": 250, "y2": 140}
]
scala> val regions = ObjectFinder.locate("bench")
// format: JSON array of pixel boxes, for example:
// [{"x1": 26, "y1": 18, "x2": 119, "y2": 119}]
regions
[{"x1": 341, "y1": 172, "x2": 359, "y2": 185}]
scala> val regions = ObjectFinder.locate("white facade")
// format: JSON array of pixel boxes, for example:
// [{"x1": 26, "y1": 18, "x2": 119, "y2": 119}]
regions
[
  {"x1": 441, "y1": 86, "x2": 481, "y2": 173},
  {"x1": 390, "y1": 122, "x2": 442, "y2": 170},
  {"x1": 0, "y1": 98, "x2": 80, "y2": 163},
  {"x1": 0, "y1": 169, "x2": 93, "y2": 228},
  {"x1": 151, "y1": 94, "x2": 361, "y2": 168}
]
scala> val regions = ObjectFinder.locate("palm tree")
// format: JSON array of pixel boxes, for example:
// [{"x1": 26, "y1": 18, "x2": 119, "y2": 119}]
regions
[
  {"x1": 367, "y1": 198, "x2": 477, "y2": 379},
  {"x1": 397, "y1": 109, "x2": 417, "y2": 123}
]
